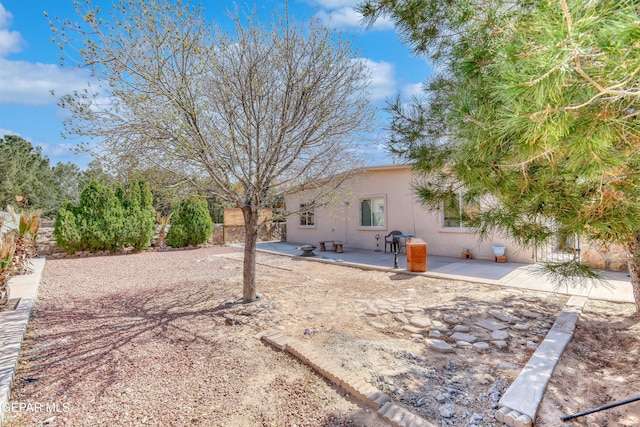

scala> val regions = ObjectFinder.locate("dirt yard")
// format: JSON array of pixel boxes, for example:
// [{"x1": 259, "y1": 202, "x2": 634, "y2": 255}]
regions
[{"x1": 6, "y1": 246, "x2": 639, "y2": 426}]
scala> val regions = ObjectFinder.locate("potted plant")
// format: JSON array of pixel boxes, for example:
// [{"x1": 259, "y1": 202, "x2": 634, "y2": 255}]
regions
[{"x1": 492, "y1": 245, "x2": 506, "y2": 257}]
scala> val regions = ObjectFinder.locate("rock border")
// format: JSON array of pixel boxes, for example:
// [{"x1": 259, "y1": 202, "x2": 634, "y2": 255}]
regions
[
  {"x1": 0, "y1": 258, "x2": 45, "y2": 427},
  {"x1": 257, "y1": 330, "x2": 435, "y2": 427},
  {"x1": 497, "y1": 295, "x2": 588, "y2": 426}
]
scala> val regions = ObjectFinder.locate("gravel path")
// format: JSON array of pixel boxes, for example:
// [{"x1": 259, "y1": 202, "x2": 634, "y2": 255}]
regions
[{"x1": 7, "y1": 247, "x2": 383, "y2": 427}]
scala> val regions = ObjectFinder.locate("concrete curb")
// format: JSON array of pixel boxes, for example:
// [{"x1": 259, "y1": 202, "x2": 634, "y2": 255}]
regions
[
  {"x1": 497, "y1": 295, "x2": 588, "y2": 426},
  {"x1": 0, "y1": 258, "x2": 45, "y2": 427},
  {"x1": 257, "y1": 330, "x2": 435, "y2": 427}
]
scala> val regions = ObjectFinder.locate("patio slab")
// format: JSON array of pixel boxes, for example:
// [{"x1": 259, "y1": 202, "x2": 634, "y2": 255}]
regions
[{"x1": 255, "y1": 241, "x2": 634, "y2": 304}]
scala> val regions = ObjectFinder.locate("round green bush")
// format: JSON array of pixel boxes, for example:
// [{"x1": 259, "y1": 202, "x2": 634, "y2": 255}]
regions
[{"x1": 166, "y1": 198, "x2": 213, "y2": 248}]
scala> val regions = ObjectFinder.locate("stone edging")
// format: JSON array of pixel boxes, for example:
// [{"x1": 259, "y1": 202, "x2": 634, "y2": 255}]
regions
[
  {"x1": 496, "y1": 295, "x2": 588, "y2": 426},
  {"x1": 0, "y1": 258, "x2": 45, "y2": 427},
  {"x1": 257, "y1": 330, "x2": 435, "y2": 427}
]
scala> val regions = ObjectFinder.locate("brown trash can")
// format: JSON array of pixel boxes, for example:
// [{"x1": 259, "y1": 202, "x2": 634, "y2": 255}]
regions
[{"x1": 406, "y1": 237, "x2": 427, "y2": 272}]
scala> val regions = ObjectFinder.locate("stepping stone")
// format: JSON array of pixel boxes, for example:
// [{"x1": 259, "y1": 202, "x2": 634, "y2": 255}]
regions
[
  {"x1": 451, "y1": 332, "x2": 477, "y2": 343},
  {"x1": 443, "y1": 315, "x2": 460, "y2": 324},
  {"x1": 370, "y1": 321, "x2": 386, "y2": 329},
  {"x1": 521, "y1": 310, "x2": 542, "y2": 319},
  {"x1": 426, "y1": 339, "x2": 456, "y2": 353},
  {"x1": 410, "y1": 316, "x2": 431, "y2": 328},
  {"x1": 472, "y1": 342, "x2": 491, "y2": 353},
  {"x1": 453, "y1": 325, "x2": 470, "y2": 333},
  {"x1": 394, "y1": 314, "x2": 409, "y2": 324},
  {"x1": 475, "y1": 319, "x2": 509, "y2": 331},
  {"x1": 403, "y1": 325, "x2": 424, "y2": 334},
  {"x1": 490, "y1": 310, "x2": 521, "y2": 324},
  {"x1": 491, "y1": 330, "x2": 510, "y2": 340},
  {"x1": 492, "y1": 340, "x2": 508, "y2": 350}
]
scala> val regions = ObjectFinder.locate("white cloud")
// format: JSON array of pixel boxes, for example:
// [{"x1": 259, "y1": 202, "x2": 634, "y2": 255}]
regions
[
  {"x1": 0, "y1": 4, "x2": 91, "y2": 106},
  {"x1": 0, "y1": 3, "x2": 25, "y2": 56},
  {"x1": 0, "y1": 58, "x2": 92, "y2": 106},
  {"x1": 314, "y1": 3, "x2": 394, "y2": 31},
  {"x1": 401, "y1": 82, "x2": 425, "y2": 99},
  {"x1": 360, "y1": 58, "x2": 396, "y2": 102}
]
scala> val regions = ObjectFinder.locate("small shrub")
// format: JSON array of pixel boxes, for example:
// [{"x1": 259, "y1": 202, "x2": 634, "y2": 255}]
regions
[
  {"x1": 166, "y1": 198, "x2": 213, "y2": 248},
  {"x1": 53, "y1": 202, "x2": 81, "y2": 254},
  {"x1": 75, "y1": 181, "x2": 124, "y2": 252},
  {"x1": 119, "y1": 181, "x2": 155, "y2": 251}
]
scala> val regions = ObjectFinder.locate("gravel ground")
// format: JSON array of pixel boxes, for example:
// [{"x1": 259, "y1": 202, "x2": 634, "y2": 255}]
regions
[
  {"x1": 6, "y1": 246, "x2": 639, "y2": 426},
  {"x1": 7, "y1": 247, "x2": 383, "y2": 427}
]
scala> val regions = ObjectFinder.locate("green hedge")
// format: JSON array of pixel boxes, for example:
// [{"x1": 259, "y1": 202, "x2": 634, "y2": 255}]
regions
[
  {"x1": 54, "y1": 180, "x2": 155, "y2": 254},
  {"x1": 166, "y1": 198, "x2": 213, "y2": 248}
]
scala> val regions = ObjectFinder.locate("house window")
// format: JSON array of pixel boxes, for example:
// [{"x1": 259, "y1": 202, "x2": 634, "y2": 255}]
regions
[
  {"x1": 299, "y1": 203, "x2": 315, "y2": 227},
  {"x1": 443, "y1": 193, "x2": 479, "y2": 228},
  {"x1": 360, "y1": 197, "x2": 385, "y2": 227}
]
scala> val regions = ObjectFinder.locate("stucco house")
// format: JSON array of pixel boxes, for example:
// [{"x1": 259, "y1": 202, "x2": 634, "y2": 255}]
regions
[{"x1": 285, "y1": 164, "x2": 536, "y2": 263}]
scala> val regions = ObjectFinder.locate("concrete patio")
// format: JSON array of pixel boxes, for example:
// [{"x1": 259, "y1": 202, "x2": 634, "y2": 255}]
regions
[{"x1": 256, "y1": 241, "x2": 635, "y2": 304}]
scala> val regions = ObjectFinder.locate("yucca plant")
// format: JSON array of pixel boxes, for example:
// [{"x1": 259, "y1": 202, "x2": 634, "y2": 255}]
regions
[
  {"x1": 0, "y1": 233, "x2": 16, "y2": 306},
  {"x1": 7, "y1": 206, "x2": 42, "y2": 274},
  {"x1": 156, "y1": 212, "x2": 172, "y2": 250}
]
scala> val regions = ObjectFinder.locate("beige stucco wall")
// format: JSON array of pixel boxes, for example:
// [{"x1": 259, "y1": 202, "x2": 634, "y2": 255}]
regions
[{"x1": 285, "y1": 165, "x2": 535, "y2": 263}]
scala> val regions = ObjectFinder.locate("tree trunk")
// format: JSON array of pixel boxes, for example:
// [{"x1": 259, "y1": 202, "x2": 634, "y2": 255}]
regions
[
  {"x1": 241, "y1": 206, "x2": 259, "y2": 303},
  {"x1": 625, "y1": 235, "x2": 640, "y2": 313}
]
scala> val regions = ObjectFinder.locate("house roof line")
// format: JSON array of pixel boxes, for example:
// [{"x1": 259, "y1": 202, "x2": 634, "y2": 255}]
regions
[{"x1": 363, "y1": 163, "x2": 413, "y2": 172}]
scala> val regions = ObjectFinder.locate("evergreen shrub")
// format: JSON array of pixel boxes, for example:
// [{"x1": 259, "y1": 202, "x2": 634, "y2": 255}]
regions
[
  {"x1": 53, "y1": 180, "x2": 155, "y2": 254},
  {"x1": 166, "y1": 198, "x2": 213, "y2": 248}
]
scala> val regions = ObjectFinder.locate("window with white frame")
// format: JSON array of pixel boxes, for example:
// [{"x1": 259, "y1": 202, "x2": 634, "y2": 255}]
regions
[
  {"x1": 299, "y1": 203, "x2": 315, "y2": 227},
  {"x1": 360, "y1": 196, "x2": 385, "y2": 227},
  {"x1": 443, "y1": 192, "x2": 479, "y2": 228}
]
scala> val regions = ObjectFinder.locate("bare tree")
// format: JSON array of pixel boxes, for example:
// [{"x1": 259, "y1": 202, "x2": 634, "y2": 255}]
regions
[{"x1": 50, "y1": 0, "x2": 374, "y2": 302}]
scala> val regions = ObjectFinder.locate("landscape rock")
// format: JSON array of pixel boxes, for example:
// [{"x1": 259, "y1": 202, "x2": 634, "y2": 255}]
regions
[
  {"x1": 451, "y1": 332, "x2": 477, "y2": 343},
  {"x1": 410, "y1": 316, "x2": 431, "y2": 328},
  {"x1": 439, "y1": 404, "x2": 454, "y2": 418},
  {"x1": 520, "y1": 310, "x2": 542, "y2": 319},
  {"x1": 475, "y1": 319, "x2": 509, "y2": 331},
  {"x1": 426, "y1": 339, "x2": 456, "y2": 353},
  {"x1": 428, "y1": 330, "x2": 442, "y2": 338},
  {"x1": 394, "y1": 313, "x2": 409, "y2": 324},
  {"x1": 490, "y1": 310, "x2": 520, "y2": 324},
  {"x1": 492, "y1": 340, "x2": 508, "y2": 350},
  {"x1": 443, "y1": 315, "x2": 460, "y2": 324},
  {"x1": 490, "y1": 330, "x2": 509, "y2": 340},
  {"x1": 472, "y1": 342, "x2": 491, "y2": 353},
  {"x1": 402, "y1": 325, "x2": 424, "y2": 334}
]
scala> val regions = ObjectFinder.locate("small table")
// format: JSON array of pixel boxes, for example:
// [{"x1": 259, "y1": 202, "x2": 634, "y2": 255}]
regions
[{"x1": 396, "y1": 234, "x2": 415, "y2": 253}]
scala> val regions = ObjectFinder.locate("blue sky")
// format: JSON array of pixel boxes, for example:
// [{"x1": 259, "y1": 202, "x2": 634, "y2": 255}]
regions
[{"x1": 0, "y1": 0, "x2": 432, "y2": 168}]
